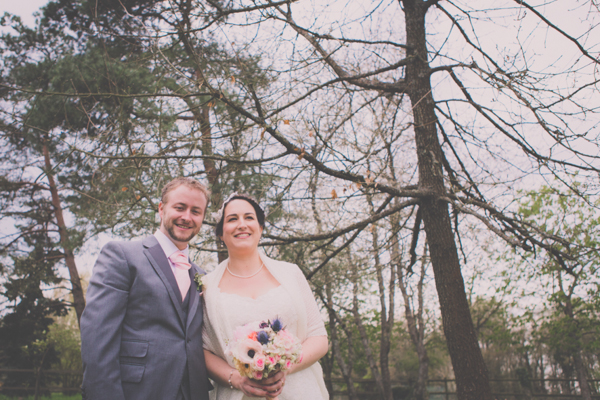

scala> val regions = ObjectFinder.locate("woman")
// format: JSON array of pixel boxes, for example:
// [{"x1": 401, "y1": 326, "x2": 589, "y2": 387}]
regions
[{"x1": 202, "y1": 193, "x2": 329, "y2": 400}]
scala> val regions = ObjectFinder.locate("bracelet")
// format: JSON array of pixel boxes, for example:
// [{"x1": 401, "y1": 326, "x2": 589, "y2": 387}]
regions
[{"x1": 228, "y1": 369, "x2": 235, "y2": 389}]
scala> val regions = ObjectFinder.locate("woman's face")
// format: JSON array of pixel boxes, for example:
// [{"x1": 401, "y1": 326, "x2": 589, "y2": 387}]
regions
[{"x1": 219, "y1": 199, "x2": 263, "y2": 253}]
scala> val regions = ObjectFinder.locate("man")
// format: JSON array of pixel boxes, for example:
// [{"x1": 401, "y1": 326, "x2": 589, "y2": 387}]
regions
[{"x1": 80, "y1": 177, "x2": 211, "y2": 400}]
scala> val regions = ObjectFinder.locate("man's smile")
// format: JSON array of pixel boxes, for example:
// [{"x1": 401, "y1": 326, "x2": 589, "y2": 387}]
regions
[{"x1": 175, "y1": 222, "x2": 193, "y2": 230}]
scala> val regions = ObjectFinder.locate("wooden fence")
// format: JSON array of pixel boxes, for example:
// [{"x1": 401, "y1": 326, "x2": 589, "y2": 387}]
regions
[
  {"x1": 326, "y1": 377, "x2": 600, "y2": 400},
  {"x1": 2, "y1": 369, "x2": 600, "y2": 399},
  {"x1": 0, "y1": 368, "x2": 82, "y2": 398}
]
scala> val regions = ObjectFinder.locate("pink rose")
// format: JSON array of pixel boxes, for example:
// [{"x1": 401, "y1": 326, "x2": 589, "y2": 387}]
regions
[
  {"x1": 254, "y1": 355, "x2": 265, "y2": 370},
  {"x1": 278, "y1": 330, "x2": 293, "y2": 341}
]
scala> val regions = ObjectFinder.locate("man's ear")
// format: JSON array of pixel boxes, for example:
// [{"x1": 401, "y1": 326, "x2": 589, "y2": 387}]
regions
[{"x1": 158, "y1": 201, "x2": 164, "y2": 222}]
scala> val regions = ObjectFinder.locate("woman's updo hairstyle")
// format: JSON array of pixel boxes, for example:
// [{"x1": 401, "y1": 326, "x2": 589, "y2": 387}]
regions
[{"x1": 214, "y1": 193, "x2": 265, "y2": 238}]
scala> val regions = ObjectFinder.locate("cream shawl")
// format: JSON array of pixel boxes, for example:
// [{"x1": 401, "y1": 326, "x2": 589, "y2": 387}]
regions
[{"x1": 202, "y1": 252, "x2": 328, "y2": 400}]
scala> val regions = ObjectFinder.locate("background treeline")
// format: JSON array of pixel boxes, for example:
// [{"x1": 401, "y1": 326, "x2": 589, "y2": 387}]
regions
[{"x1": 1, "y1": 1, "x2": 599, "y2": 399}]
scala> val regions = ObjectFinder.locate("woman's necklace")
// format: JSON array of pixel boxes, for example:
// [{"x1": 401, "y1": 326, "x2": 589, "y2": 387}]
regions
[{"x1": 226, "y1": 261, "x2": 264, "y2": 279}]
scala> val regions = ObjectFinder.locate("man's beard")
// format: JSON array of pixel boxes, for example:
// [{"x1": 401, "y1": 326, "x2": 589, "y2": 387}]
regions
[{"x1": 166, "y1": 221, "x2": 198, "y2": 243}]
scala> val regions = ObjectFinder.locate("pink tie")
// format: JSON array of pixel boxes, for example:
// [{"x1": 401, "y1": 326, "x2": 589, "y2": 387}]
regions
[{"x1": 169, "y1": 251, "x2": 191, "y2": 301}]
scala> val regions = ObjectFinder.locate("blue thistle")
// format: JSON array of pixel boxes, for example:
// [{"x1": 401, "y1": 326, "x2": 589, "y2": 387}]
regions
[
  {"x1": 271, "y1": 318, "x2": 283, "y2": 332},
  {"x1": 257, "y1": 330, "x2": 270, "y2": 345}
]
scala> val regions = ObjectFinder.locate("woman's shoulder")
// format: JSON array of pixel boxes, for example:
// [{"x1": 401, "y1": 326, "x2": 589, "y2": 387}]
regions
[
  {"x1": 262, "y1": 254, "x2": 305, "y2": 277},
  {"x1": 262, "y1": 253, "x2": 293, "y2": 267}
]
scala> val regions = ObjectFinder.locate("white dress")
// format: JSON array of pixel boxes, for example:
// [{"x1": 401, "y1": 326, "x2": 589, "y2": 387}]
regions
[{"x1": 202, "y1": 253, "x2": 329, "y2": 400}]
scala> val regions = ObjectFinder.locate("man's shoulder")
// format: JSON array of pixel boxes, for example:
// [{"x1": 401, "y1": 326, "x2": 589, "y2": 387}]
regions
[{"x1": 101, "y1": 236, "x2": 156, "y2": 252}]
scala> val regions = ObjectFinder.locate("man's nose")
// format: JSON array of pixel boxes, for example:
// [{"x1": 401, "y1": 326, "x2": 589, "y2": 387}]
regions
[{"x1": 180, "y1": 209, "x2": 192, "y2": 220}]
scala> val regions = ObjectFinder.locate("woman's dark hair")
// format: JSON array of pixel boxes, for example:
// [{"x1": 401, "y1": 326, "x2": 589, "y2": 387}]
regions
[{"x1": 215, "y1": 194, "x2": 265, "y2": 238}]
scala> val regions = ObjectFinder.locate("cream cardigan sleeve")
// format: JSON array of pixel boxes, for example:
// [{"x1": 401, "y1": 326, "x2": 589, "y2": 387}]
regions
[{"x1": 293, "y1": 264, "x2": 327, "y2": 338}]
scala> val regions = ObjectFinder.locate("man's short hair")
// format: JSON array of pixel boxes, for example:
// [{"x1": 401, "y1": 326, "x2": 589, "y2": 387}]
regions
[{"x1": 161, "y1": 177, "x2": 211, "y2": 206}]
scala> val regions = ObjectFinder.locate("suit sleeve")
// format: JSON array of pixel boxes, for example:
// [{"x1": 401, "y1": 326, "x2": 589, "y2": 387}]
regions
[{"x1": 80, "y1": 241, "x2": 132, "y2": 400}]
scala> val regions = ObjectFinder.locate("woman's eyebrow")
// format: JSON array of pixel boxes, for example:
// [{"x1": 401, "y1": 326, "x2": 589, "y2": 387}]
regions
[{"x1": 225, "y1": 211, "x2": 256, "y2": 218}]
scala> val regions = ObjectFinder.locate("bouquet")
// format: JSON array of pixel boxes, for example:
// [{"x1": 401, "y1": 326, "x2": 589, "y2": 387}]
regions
[{"x1": 226, "y1": 317, "x2": 303, "y2": 382}]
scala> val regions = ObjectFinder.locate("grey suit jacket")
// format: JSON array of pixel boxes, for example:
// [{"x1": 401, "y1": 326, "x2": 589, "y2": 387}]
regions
[{"x1": 80, "y1": 236, "x2": 210, "y2": 400}]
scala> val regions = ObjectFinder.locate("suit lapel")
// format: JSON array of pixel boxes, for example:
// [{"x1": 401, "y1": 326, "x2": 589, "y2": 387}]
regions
[
  {"x1": 143, "y1": 236, "x2": 186, "y2": 327},
  {"x1": 186, "y1": 265, "x2": 202, "y2": 331}
]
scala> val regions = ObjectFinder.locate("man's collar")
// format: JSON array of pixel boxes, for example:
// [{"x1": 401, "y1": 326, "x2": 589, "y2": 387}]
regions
[{"x1": 154, "y1": 229, "x2": 189, "y2": 258}]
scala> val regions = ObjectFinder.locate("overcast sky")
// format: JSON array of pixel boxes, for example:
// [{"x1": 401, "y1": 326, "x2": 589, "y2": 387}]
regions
[{"x1": 1, "y1": 0, "x2": 49, "y2": 27}]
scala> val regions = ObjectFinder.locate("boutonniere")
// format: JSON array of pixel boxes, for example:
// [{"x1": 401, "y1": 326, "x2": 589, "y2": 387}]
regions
[{"x1": 194, "y1": 272, "x2": 205, "y2": 295}]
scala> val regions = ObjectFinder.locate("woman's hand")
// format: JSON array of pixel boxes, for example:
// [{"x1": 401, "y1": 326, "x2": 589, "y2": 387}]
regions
[
  {"x1": 204, "y1": 350, "x2": 288, "y2": 397},
  {"x1": 256, "y1": 370, "x2": 287, "y2": 398},
  {"x1": 231, "y1": 370, "x2": 286, "y2": 398}
]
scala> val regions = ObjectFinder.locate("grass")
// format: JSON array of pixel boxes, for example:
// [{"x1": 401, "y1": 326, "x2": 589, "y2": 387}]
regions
[{"x1": 0, "y1": 394, "x2": 81, "y2": 400}]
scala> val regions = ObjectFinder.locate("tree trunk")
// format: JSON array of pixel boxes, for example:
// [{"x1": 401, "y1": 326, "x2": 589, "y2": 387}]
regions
[
  {"x1": 43, "y1": 143, "x2": 85, "y2": 325},
  {"x1": 572, "y1": 352, "x2": 592, "y2": 400},
  {"x1": 197, "y1": 104, "x2": 226, "y2": 263},
  {"x1": 326, "y1": 283, "x2": 359, "y2": 400},
  {"x1": 402, "y1": 1, "x2": 492, "y2": 399},
  {"x1": 309, "y1": 172, "x2": 335, "y2": 397},
  {"x1": 368, "y1": 194, "x2": 394, "y2": 400},
  {"x1": 34, "y1": 346, "x2": 50, "y2": 400},
  {"x1": 187, "y1": 96, "x2": 225, "y2": 262},
  {"x1": 351, "y1": 267, "x2": 386, "y2": 398},
  {"x1": 563, "y1": 298, "x2": 592, "y2": 400},
  {"x1": 397, "y1": 247, "x2": 429, "y2": 400}
]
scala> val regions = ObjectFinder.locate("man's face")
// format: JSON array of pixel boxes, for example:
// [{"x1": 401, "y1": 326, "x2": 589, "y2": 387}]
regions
[{"x1": 158, "y1": 184, "x2": 207, "y2": 249}]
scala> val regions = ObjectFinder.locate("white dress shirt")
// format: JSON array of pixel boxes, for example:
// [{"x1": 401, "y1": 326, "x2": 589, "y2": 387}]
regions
[{"x1": 154, "y1": 229, "x2": 189, "y2": 276}]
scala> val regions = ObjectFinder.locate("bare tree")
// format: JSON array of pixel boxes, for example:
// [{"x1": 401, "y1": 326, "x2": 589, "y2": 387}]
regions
[
  {"x1": 236, "y1": 2, "x2": 598, "y2": 398},
  {"x1": 3, "y1": 1, "x2": 599, "y2": 399}
]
